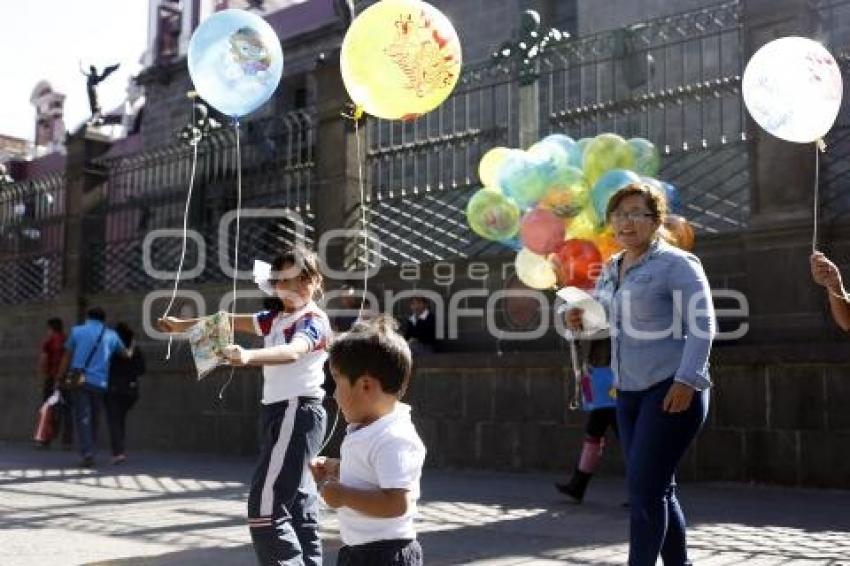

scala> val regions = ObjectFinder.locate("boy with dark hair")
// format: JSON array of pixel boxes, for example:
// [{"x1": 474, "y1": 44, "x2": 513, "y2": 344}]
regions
[{"x1": 311, "y1": 317, "x2": 426, "y2": 566}]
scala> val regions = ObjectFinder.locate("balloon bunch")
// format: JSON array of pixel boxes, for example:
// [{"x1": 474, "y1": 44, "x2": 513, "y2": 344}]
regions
[{"x1": 467, "y1": 133, "x2": 694, "y2": 290}]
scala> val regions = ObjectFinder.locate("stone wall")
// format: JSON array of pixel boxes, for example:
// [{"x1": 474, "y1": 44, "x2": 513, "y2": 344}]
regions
[{"x1": 3, "y1": 227, "x2": 850, "y2": 489}]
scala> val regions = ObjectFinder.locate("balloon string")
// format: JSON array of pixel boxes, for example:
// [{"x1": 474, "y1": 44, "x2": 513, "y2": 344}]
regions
[
  {"x1": 162, "y1": 111, "x2": 200, "y2": 360},
  {"x1": 319, "y1": 107, "x2": 367, "y2": 455},
  {"x1": 219, "y1": 119, "x2": 242, "y2": 400},
  {"x1": 568, "y1": 338, "x2": 581, "y2": 411},
  {"x1": 354, "y1": 115, "x2": 369, "y2": 320},
  {"x1": 813, "y1": 140, "x2": 824, "y2": 254}
]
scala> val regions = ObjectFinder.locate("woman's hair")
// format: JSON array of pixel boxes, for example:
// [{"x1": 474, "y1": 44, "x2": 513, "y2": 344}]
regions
[
  {"x1": 264, "y1": 245, "x2": 324, "y2": 313},
  {"x1": 604, "y1": 182, "x2": 668, "y2": 222},
  {"x1": 604, "y1": 182, "x2": 676, "y2": 245}
]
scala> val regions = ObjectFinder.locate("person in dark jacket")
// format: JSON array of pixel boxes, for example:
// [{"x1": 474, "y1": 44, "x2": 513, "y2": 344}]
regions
[
  {"x1": 104, "y1": 323, "x2": 145, "y2": 465},
  {"x1": 403, "y1": 297, "x2": 437, "y2": 355}
]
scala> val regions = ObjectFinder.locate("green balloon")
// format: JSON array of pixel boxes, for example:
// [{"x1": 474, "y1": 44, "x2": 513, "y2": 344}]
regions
[
  {"x1": 628, "y1": 137, "x2": 661, "y2": 177},
  {"x1": 466, "y1": 189, "x2": 521, "y2": 241},
  {"x1": 582, "y1": 133, "x2": 635, "y2": 187},
  {"x1": 539, "y1": 166, "x2": 589, "y2": 218}
]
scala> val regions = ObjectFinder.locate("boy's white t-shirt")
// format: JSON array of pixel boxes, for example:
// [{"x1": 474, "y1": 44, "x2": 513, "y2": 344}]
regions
[
  {"x1": 338, "y1": 403, "x2": 427, "y2": 546},
  {"x1": 253, "y1": 302, "x2": 331, "y2": 404}
]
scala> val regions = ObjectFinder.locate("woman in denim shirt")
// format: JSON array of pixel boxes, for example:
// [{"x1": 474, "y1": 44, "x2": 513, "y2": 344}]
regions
[{"x1": 569, "y1": 183, "x2": 715, "y2": 566}]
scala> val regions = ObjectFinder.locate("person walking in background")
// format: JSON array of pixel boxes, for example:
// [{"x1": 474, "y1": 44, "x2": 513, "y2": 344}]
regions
[
  {"x1": 105, "y1": 323, "x2": 145, "y2": 465},
  {"x1": 555, "y1": 338, "x2": 618, "y2": 504},
  {"x1": 36, "y1": 318, "x2": 71, "y2": 448},
  {"x1": 569, "y1": 183, "x2": 715, "y2": 565},
  {"x1": 811, "y1": 251, "x2": 850, "y2": 331},
  {"x1": 57, "y1": 307, "x2": 131, "y2": 468}
]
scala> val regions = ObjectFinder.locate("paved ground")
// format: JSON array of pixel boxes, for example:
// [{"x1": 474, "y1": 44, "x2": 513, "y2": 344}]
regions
[{"x1": 1, "y1": 442, "x2": 849, "y2": 565}]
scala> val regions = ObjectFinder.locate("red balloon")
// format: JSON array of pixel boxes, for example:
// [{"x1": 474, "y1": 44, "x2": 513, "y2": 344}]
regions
[
  {"x1": 552, "y1": 239, "x2": 604, "y2": 289},
  {"x1": 519, "y1": 208, "x2": 565, "y2": 255}
]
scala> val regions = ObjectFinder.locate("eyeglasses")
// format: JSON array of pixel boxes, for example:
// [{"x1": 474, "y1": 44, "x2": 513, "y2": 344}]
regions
[{"x1": 610, "y1": 211, "x2": 655, "y2": 223}]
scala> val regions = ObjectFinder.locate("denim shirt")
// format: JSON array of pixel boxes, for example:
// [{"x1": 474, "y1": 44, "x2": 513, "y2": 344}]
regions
[{"x1": 593, "y1": 238, "x2": 715, "y2": 392}]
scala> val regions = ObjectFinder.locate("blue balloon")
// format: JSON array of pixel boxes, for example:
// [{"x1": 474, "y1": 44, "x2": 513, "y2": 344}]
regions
[
  {"x1": 591, "y1": 169, "x2": 641, "y2": 220},
  {"x1": 500, "y1": 236, "x2": 523, "y2": 251},
  {"x1": 641, "y1": 176, "x2": 684, "y2": 215},
  {"x1": 188, "y1": 9, "x2": 284, "y2": 117},
  {"x1": 498, "y1": 152, "x2": 550, "y2": 209},
  {"x1": 662, "y1": 182, "x2": 684, "y2": 215},
  {"x1": 541, "y1": 134, "x2": 577, "y2": 158},
  {"x1": 570, "y1": 137, "x2": 592, "y2": 169}
]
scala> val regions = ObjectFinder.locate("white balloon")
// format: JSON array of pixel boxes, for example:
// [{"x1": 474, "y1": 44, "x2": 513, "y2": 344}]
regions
[
  {"x1": 515, "y1": 248, "x2": 557, "y2": 290},
  {"x1": 743, "y1": 36, "x2": 843, "y2": 143}
]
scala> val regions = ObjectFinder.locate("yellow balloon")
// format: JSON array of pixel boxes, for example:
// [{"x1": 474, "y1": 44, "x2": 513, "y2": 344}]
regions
[
  {"x1": 515, "y1": 248, "x2": 557, "y2": 290},
  {"x1": 341, "y1": 0, "x2": 462, "y2": 120},
  {"x1": 566, "y1": 208, "x2": 602, "y2": 240},
  {"x1": 479, "y1": 147, "x2": 511, "y2": 190}
]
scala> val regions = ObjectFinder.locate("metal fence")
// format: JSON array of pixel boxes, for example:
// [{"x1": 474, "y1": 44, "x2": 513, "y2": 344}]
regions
[
  {"x1": 85, "y1": 110, "x2": 316, "y2": 294},
  {"x1": 362, "y1": 0, "x2": 751, "y2": 268},
  {"x1": 0, "y1": 173, "x2": 66, "y2": 304},
  {"x1": 817, "y1": 0, "x2": 850, "y2": 222},
  {"x1": 8, "y1": 0, "x2": 850, "y2": 304}
]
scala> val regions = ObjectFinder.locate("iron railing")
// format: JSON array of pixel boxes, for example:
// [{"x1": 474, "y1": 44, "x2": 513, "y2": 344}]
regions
[{"x1": 85, "y1": 110, "x2": 316, "y2": 294}]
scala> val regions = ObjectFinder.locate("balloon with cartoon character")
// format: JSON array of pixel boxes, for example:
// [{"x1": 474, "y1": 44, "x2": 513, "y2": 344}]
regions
[{"x1": 188, "y1": 9, "x2": 284, "y2": 117}]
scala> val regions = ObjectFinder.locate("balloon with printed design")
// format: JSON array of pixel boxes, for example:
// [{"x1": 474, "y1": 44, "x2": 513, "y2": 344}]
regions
[
  {"x1": 540, "y1": 134, "x2": 577, "y2": 160},
  {"x1": 466, "y1": 189, "x2": 521, "y2": 241},
  {"x1": 583, "y1": 133, "x2": 635, "y2": 187},
  {"x1": 515, "y1": 248, "x2": 557, "y2": 290},
  {"x1": 498, "y1": 151, "x2": 550, "y2": 209},
  {"x1": 591, "y1": 169, "x2": 641, "y2": 220},
  {"x1": 539, "y1": 166, "x2": 589, "y2": 219},
  {"x1": 628, "y1": 137, "x2": 661, "y2": 177},
  {"x1": 743, "y1": 36, "x2": 842, "y2": 143},
  {"x1": 528, "y1": 139, "x2": 571, "y2": 182},
  {"x1": 519, "y1": 208, "x2": 566, "y2": 255},
  {"x1": 341, "y1": 0, "x2": 462, "y2": 120},
  {"x1": 188, "y1": 9, "x2": 284, "y2": 117},
  {"x1": 552, "y1": 239, "x2": 604, "y2": 289}
]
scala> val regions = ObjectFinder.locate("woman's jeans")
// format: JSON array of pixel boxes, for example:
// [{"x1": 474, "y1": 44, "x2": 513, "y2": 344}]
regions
[{"x1": 617, "y1": 378, "x2": 709, "y2": 566}]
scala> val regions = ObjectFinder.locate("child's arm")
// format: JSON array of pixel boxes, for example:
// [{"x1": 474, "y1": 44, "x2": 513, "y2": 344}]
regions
[
  {"x1": 157, "y1": 314, "x2": 257, "y2": 335},
  {"x1": 223, "y1": 337, "x2": 311, "y2": 366},
  {"x1": 319, "y1": 482, "x2": 410, "y2": 518}
]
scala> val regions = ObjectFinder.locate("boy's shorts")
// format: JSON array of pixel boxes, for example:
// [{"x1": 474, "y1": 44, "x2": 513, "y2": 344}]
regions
[{"x1": 337, "y1": 538, "x2": 422, "y2": 566}]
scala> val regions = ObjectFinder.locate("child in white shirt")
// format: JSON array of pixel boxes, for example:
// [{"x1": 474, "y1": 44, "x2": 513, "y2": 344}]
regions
[
  {"x1": 159, "y1": 245, "x2": 330, "y2": 565},
  {"x1": 311, "y1": 316, "x2": 426, "y2": 566}
]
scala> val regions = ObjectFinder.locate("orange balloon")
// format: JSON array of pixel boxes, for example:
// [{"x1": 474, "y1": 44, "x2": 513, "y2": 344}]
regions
[
  {"x1": 663, "y1": 215, "x2": 695, "y2": 251},
  {"x1": 593, "y1": 230, "x2": 624, "y2": 261}
]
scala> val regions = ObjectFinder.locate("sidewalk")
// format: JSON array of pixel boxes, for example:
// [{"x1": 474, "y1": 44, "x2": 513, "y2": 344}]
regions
[{"x1": 1, "y1": 442, "x2": 848, "y2": 565}]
